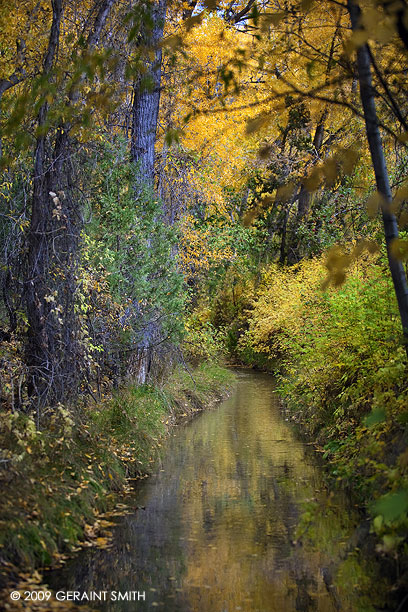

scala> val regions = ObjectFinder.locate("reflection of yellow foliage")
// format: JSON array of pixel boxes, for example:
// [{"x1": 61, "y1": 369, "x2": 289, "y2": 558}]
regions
[{"x1": 170, "y1": 375, "x2": 365, "y2": 610}]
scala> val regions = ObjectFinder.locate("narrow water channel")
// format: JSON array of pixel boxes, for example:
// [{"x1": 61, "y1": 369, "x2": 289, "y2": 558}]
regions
[{"x1": 47, "y1": 371, "x2": 390, "y2": 611}]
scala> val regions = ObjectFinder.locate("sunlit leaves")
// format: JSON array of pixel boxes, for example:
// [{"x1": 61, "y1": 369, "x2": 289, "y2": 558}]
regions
[
  {"x1": 390, "y1": 238, "x2": 408, "y2": 260},
  {"x1": 322, "y1": 240, "x2": 379, "y2": 288}
]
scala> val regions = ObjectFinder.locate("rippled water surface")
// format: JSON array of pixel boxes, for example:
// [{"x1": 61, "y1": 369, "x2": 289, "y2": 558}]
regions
[{"x1": 47, "y1": 371, "x2": 389, "y2": 611}]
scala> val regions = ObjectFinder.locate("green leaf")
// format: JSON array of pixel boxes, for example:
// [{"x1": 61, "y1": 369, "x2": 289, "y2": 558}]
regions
[
  {"x1": 306, "y1": 60, "x2": 317, "y2": 79},
  {"x1": 373, "y1": 515, "x2": 383, "y2": 531},
  {"x1": 373, "y1": 489, "x2": 408, "y2": 524},
  {"x1": 364, "y1": 408, "x2": 386, "y2": 427}
]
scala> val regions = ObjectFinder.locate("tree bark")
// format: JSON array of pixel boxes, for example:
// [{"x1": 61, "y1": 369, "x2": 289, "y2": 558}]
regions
[
  {"x1": 130, "y1": 0, "x2": 167, "y2": 385},
  {"x1": 348, "y1": 0, "x2": 408, "y2": 352},
  {"x1": 25, "y1": 0, "x2": 116, "y2": 409},
  {"x1": 131, "y1": 0, "x2": 167, "y2": 189},
  {"x1": 25, "y1": 0, "x2": 64, "y2": 407},
  {"x1": 297, "y1": 110, "x2": 327, "y2": 223}
]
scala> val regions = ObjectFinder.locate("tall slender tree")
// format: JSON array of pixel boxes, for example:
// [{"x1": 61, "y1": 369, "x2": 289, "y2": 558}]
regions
[{"x1": 347, "y1": 0, "x2": 408, "y2": 353}]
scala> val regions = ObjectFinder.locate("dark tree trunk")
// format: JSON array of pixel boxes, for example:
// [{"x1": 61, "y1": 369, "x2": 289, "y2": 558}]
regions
[
  {"x1": 25, "y1": 0, "x2": 64, "y2": 408},
  {"x1": 130, "y1": 0, "x2": 167, "y2": 385},
  {"x1": 348, "y1": 0, "x2": 408, "y2": 353},
  {"x1": 296, "y1": 114, "x2": 326, "y2": 222},
  {"x1": 279, "y1": 205, "x2": 290, "y2": 265},
  {"x1": 287, "y1": 109, "x2": 328, "y2": 264},
  {"x1": 299, "y1": 113, "x2": 326, "y2": 217},
  {"x1": 279, "y1": 192, "x2": 298, "y2": 265},
  {"x1": 25, "y1": 0, "x2": 116, "y2": 410}
]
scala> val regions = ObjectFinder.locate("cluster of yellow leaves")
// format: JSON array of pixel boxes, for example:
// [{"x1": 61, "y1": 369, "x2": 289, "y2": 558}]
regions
[
  {"x1": 179, "y1": 214, "x2": 235, "y2": 275},
  {"x1": 240, "y1": 257, "x2": 327, "y2": 358},
  {"x1": 240, "y1": 248, "x2": 383, "y2": 361},
  {"x1": 160, "y1": 4, "x2": 367, "y2": 222},
  {"x1": 161, "y1": 15, "x2": 275, "y2": 216},
  {"x1": 0, "y1": 1, "x2": 50, "y2": 81}
]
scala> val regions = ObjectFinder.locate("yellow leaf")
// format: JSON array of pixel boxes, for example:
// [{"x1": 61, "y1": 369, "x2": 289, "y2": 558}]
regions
[
  {"x1": 246, "y1": 114, "x2": 269, "y2": 134},
  {"x1": 345, "y1": 30, "x2": 369, "y2": 56},
  {"x1": 276, "y1": 182, "x2": 296, "y2": 202},
  {"x1": 303, "y1": 168, "x2": 321, "y2": 192},
  {"x1": 323, "y1": 158, "x2": 338, "y2": 186},
  {"x1": 390, "y1": 238, "x2": 408, "y2": 261},
  {"x1": 366, "y1": 192, "x2": 383, "y2": 218},
  {"x1": 399, "y1": 211, "x2": 408, "y2": 227},
  {"x1": 96, "y1": 537, "x2": 109, "y2": 546}
]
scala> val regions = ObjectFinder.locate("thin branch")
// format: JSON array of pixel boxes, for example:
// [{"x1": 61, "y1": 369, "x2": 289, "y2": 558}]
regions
[
  {"x1": 367, "y1": 44, "x2": 408, "y2": 132},
  {"x1": 0, "y1": 73, "x2": 25, "y2": 96},
  {"x1": 225, "y1": 0, "x2": 256, "y2": 24}
]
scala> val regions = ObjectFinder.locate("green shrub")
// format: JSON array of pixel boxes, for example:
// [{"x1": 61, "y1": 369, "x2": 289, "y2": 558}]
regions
[{"x1": 238, "y1": 252, "x2": 408, "y2": 553}]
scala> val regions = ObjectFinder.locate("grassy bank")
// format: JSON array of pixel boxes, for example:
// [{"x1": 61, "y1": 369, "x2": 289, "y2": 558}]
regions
[
  {"x1": 0, "y1": 363, "x2": 234, "y2": 587},
  {"x1": 218, "y1": 252, "x2": 408, "y2": 569}
]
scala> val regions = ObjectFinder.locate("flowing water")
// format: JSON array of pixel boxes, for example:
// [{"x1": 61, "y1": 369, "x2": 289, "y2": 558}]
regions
[{"x1": 47, "y1": 371, "x2": 391, "y2": 611}]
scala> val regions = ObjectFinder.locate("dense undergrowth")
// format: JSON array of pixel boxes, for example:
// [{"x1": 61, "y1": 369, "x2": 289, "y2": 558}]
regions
[
  {"x1": 196, "y1": 250, "x2": 408, "y2": 568},
  {"x1": 0, "y1": 363, "x2": 234, "y2": 586}
]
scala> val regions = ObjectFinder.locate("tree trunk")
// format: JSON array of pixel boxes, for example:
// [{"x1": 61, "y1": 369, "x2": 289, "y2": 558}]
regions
[
  {"x1": 25, "y1": 0, "x2": 64, "y2": 408},
  {"x1": 130, "y1": 0, "x2": 167, "y2": 385},
  {"x1": 131, "y1": 0, "x2": 167, "y2": 190},
  {"x1": 348, "y1": 0, "x2": 408, "y2": 353},
  {"x1": 287, "y1": 109, "x2": 328, "y2": 264},
  {"x1": 25, "y1": 0, "x2": 116, "y2": 410}
]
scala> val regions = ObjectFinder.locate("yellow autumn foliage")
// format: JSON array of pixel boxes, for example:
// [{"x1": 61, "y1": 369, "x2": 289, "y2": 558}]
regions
[
  {"x1": 179, "y1": 214, "x2": 236, "y2": 275},
  {"x1": 239, "y1": 250, "x2": 396, "y2": 364},
  {"x1": 240, "y1": 256, "x2": 327, "y2": 358}
]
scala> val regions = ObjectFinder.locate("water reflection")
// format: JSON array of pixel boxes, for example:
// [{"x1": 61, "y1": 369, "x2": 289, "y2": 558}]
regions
[{"x1": 47, "y1": 372, "x2": 387, "y2": 611}]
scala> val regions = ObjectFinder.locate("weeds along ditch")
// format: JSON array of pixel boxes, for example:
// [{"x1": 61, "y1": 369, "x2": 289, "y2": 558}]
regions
[{"x1": 0, "y1": 363, "x2": 235, "y2": 589}]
